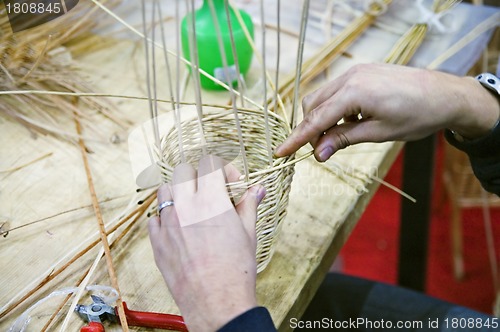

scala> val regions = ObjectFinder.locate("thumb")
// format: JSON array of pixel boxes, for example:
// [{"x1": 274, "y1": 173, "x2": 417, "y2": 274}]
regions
[{"x1": 236, "y1": 185, "x2": 266, "y2": 239}]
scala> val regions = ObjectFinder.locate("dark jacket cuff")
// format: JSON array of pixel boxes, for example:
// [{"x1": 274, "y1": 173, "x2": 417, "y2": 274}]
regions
[
  {"x1": 444, "y1": 119, "x2": 500, "y2": 158},
  {"x1": 218, "y1": 306, "x2": 277, "y2": 332},
  {"x1": 444, "y1": 120, "x2": 500, "y2": 196}
]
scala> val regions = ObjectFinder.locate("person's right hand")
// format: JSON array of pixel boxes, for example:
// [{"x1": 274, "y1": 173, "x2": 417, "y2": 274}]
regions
[{"x1": 274, "y1": 64, "x2": 500, "y2": 162}]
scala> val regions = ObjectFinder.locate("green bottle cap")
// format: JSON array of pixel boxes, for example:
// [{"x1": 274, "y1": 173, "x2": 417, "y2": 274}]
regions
[{"x1": 181, "y1": 0, "x2": 254, "y2": 90}]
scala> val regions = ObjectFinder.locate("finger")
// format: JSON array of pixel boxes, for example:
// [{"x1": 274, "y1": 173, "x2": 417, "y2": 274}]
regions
[
  {"x1": 223, "y1": 161, "x2": 242, "y2": 183},
  {"x1": 236, "y1": 185, "x2": 265, "y2": 242},
  {"x1": 314, "y1": 121, "x2": 376, "y2": 162},
  {"x1": 157, "y1": 183, "x2": 178, "y2": 225},
  {"x1": 197, "y1": 155, "x2": 228, "y2": 193},
  {"x1": 172, "y1": 162, "x2": 197, "y2": 198},
  {"x1": 157, "y1": 183, "x2": 173, "y2": 209},
  {"x1": 275, "y1": 94, "x2": 348, "y2": 157},
  {"x1": 147, "y1": 216, "x2": 162, "y2": 248},
  {"x1": 300, "y1": 79, "x2": 348, "y2": 150},
  {"x1": 302, "y1": 73, "x2": 347, "y2": 114}
]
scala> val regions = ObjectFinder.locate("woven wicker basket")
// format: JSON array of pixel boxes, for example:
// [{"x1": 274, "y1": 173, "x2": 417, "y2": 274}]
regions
[{"x1": 158, "y1": 107, "x2": 295, "y2": 272}]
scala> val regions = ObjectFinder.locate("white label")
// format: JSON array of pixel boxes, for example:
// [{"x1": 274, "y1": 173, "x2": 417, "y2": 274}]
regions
[{"x1": 214, "y1": 65, "x2": 238, "y2": 84}]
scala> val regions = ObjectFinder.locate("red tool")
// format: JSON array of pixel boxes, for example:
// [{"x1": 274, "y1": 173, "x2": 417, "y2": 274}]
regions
[{"x1": 75, "y1": 295, "x2": 188, "y2": 331}]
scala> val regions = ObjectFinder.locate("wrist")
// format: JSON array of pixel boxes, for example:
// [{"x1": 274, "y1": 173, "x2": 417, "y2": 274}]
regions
[
  {"x1": 177, "y1": 268, "x2": 258, "y2": 331},
  {"x1": 448, "y1": 76, "x2": 500, "y2": 140},
  {"x1": 186, "y1": 291, "x2": 257, "y2": 331}
]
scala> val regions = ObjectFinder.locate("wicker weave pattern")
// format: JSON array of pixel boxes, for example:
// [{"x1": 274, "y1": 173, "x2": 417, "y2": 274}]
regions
[{"x1": 158, "y1": 108, "x2": 295, "y2": 272}]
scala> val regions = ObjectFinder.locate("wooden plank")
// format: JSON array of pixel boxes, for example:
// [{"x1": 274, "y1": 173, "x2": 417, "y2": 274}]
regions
[{"x1": 2, "y1": 0, "x2": 493, "y2": 329}]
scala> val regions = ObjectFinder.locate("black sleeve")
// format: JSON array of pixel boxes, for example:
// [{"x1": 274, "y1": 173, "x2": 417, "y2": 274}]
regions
[
  {"x1": 217, "y1": 307, "x2": 277, "y2": 332},
  {"x1": 444, "y1": 119, "x2": 500, "y2": 196}
]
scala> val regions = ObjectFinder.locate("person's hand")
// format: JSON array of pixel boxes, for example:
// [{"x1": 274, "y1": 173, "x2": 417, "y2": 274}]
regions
[
  {"x1": 274, "y1": 63, "x2": 500, "y2": 162},
  {"x1": 148, "y1": 155, "x2": 266, "y2": 331}
]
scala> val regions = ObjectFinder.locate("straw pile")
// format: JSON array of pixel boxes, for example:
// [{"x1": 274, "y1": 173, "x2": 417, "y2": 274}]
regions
[
  {"x1": 0, "y1": 0, "x2": 121, "y2": 142},
  {"x1": 384, "y1": 0, "x2": 460, "y2": 65}
]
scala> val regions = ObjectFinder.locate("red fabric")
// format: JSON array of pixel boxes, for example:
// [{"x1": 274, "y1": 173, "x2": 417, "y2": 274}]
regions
[{"x1": 340, "y1": 140, "x2": 500, "y2": 315}]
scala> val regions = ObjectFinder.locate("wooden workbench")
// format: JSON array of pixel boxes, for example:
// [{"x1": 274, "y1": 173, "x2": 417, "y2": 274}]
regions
[{"x1": 0, "y1": 1, "x2": 496, "y2": 330}]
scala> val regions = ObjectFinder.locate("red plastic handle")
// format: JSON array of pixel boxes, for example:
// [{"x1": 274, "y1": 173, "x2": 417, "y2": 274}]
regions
[
  {"x1": 120, "y1": 302, "x2": 188, "y2": 331},
  {"x1": 81, "y1": 322, "x2": 105, "y2": 332}
]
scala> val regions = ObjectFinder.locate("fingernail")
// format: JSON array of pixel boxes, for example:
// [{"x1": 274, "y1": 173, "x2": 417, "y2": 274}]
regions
[
  {"x1": 273, "y1": 146, "x2": 282, "y2": 158},
  {"x1": 256, "y1": 186, "x2": 267, "y2": 204},
  {"x1": 318, "y1": 146, "x2": 333, "y2": 162}
]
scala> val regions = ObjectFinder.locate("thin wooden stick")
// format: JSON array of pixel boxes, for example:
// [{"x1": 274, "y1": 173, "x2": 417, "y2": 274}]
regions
[
  {"x1": 174, "y1": 0, "x2": 185, "y2": 163},
  {"x1": 20, "y1": 35, "x2": 53, "y2": 82},
  {"x1": 157, "y1": 0, "x2": 185, "y2": 162},
  {"x1": 186, "y1": 0, "x2": 208, "y2": 156},
  {"x1": 0, "y1": 89, "x2": 254, "y2": 110},
  {"x1": 276, "y1": 0, "x2": 393, "y2": 108},
  {"x1": 0, "y1": 194, "x2": 127, "y2": 237},
  {"x1": 207, "y1": 0, "x2": 250, "y2": 180},
  {"x1": 290, "y1": 0, "x2": 310, "y2": 129},
  {"x1": 224, "y1": 0, "x2": 246, "y2": 108},
  {"x1": 151, "y1": 1, "x2": 161, "y2": 144},
  {"x1": 74, "y1": 115, "x2": 129, "y2": 331},
  {"x1": 228, "y1": 0, "x2": 289, "y2": 125},
  {"x1": 259, "y1": 0, "x2": 274, "y2": 166},
  {"x1": 273, "y1": 0, "x2": 281, "y2": 121},
  {"x1": 427, "y1": 11, "x2": 500, "y2": 70},
  {"x1": 0, "y1": 192, "x2": 154, "y2": 319},
  {"x1": 41, "y1": 200, "x2": 149, "y2": 331},
  {"x1": 40, "y1": 266, "x2": 91, "y2": 332},
  {"x1": 141, "y1": 0, "x2": 160, "y2": 149},
  {"x1": 0, "y1": 152, "x2": 53, "y2": 174}
]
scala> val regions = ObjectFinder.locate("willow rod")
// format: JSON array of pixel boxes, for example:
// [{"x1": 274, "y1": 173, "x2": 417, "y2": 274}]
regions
[
  {"x1": 207, "y1": 0, "x2": 250, "y2": 179},
  {"x1": 290, "y1": 0, "x2": 310, "y2": 129},
  {"x1": 141, "y1": 0, "x2": 160, "y2": 149},
  {"x1": 276, "y1": 0, "x2": 393, "y2": 105},
  {"x1": 89, "y1": 0, "x2": 263, "y2": 111},
  {"x1": 228, "y1": 0, "x2": 289, "y2": 126},
  {"x1": 0, "y1": 152, "x2": 53, "y2": 174},
  {"x1": 258, "y1": 0, "x2": 274, "y2": 166},
  {"x1": 41, "y1": 195, "x2": 151, "y2": 331},
  {"x1": 157, "y1": 0, "x2": 185, "y2": 163},
  {"x1": 273, "y1": 0, "x2": 281, "y2": 123},
  {"x1": 224, "y1": 0, "x2": 247, "y2": 107},
  {"x1": 74, "y1": 115, "x2": 129, "y2": 332},
  {"x1": 0, "y1": 192, "x2": 155, "y2": 320},
  {"x1": 174, "y1": 0, "x2": 185, "y2": 162}
]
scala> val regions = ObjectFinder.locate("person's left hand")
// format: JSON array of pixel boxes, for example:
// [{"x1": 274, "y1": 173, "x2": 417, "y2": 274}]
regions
[{"x1": 148, "y1": 155, "x2": 266, "y2": 331}]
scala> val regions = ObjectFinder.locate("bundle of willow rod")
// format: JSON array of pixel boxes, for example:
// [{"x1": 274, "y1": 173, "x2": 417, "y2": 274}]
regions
[
  {"x1": 0, "y1": 0, "x2": 123, "y2": 142},
  {"x1": 273, "y1": 0, "x2": 393, "y2": 107},
  {"x1": 384, "y1": 0, "x2": 460, "y2": 65},
  {"x1": 158, "y1": 107, "x2": 295, "y2": 272}
]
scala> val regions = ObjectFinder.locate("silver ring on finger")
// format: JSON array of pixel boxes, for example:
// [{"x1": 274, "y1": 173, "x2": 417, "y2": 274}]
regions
[{"x1": 158, "y1": 200, "x2": 174, "y2": 214}]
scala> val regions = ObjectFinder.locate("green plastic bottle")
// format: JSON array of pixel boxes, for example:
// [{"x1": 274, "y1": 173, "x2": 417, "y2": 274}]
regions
[{"x1": 181, "y1": 0, "x2": 254, "y2": 90}]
